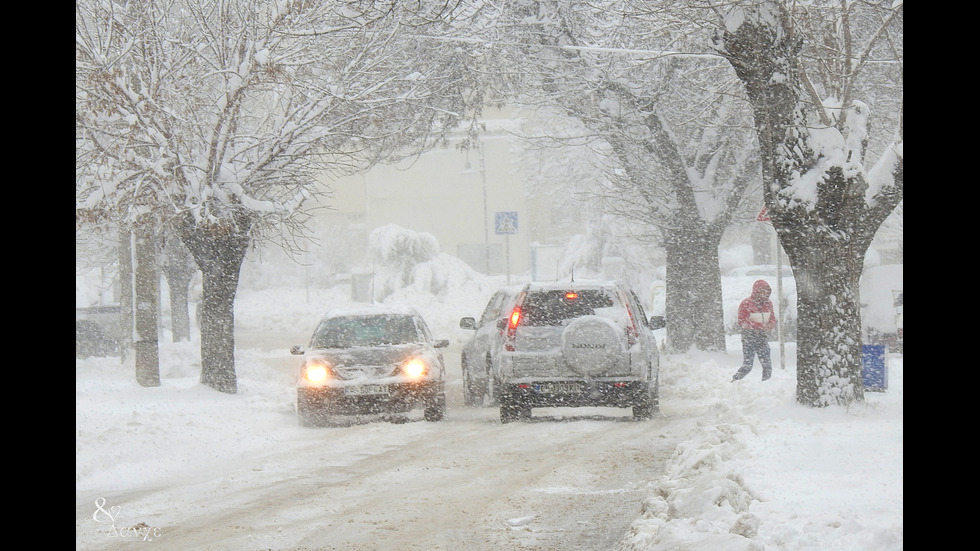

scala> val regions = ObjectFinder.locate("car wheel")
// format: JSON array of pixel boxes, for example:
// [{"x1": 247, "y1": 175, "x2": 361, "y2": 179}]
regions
[
  {"x1": 462, "y1": 369, "x2": 483, "y2": 407},
  {"x1": 297, "y1": 393, "x2": 328, "y2": 427},
  {"x1": 424, "y1": 396, "x2": 446, "y2": 422},
  {"x1": 632, "y1": 402, "x2": 653, "y2": 421},
  {"x1": 650, "y1": 370, "x2": 661, "y2": 413},
  {"x1": 462, "y1": 367, "x2": 476, "y2": 406},
  {"x1": 488, "y1": 376, "x2": 500, "y2": 407},
  {"x1": 298, "y1": 405, "x2": 327, "y2": 427},
  {"x1": 499, "y1": 398, "x2": 530, "y2": 424},
  {"x1": 477, "y1": 354, "x2": 496, "y2": 406},
  {"x1": 499, "y1": 402, "x2": 518, "y2": 424},
  {"x1": 632, "y1": 377, "x2": 659, "y2": 421}
]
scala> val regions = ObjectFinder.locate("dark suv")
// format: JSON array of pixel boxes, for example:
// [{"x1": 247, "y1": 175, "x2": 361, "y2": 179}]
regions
[{"x1": 492, "y1": 280, "x2": 665, "y2": 423}]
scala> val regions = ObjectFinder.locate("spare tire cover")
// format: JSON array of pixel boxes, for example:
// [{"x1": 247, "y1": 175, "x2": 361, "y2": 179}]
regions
[{"x1": 561, "y1": 315, "x2": 623, "y2": 376}]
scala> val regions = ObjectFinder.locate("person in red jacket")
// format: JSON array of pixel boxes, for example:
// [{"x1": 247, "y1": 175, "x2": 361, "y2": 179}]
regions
[{"x1": 731, "y1": 280, "x2": 778, "y2": 382}]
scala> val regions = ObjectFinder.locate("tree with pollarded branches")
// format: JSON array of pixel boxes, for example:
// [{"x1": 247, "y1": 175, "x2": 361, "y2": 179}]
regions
[
  {"x1": 76, "y1": 0, "x2": 483, "y2": 393},
  {"x1": 473, "y1": 0, "x2": 764, "y2": 353},
  {"x1": 714, "y1": 0, "x2": 903, "y2": 406},
  {"x1": 472, "y1": 0, "x2": 902, "y2": 405}
]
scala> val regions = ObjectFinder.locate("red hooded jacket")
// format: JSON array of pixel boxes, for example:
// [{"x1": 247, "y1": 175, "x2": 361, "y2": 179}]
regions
[{"x1": 737, "y1": 280, "x2": 777, "y2": 332}]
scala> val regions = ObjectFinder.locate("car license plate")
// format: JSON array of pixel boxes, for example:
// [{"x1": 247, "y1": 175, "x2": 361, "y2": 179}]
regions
[
  {"x1": 535, "y1": 382, "x2": 583, "y2": 394},
  {"x1": 344, "y1": 384, "x2": 388, "y2": 396}
]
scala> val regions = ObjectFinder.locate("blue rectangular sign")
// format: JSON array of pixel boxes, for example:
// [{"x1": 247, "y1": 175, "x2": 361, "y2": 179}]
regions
[{"x1": 495, "y1": 211, "x2": 518, "y2": 235}]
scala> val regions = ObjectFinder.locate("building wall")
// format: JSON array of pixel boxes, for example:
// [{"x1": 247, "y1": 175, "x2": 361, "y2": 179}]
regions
[{"x1": 319, "y1": 109, "x2": 536, "y2": 277}]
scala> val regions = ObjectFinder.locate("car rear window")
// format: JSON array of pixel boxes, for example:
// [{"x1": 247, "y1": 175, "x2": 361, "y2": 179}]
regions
[
  {"x1": 480, "y1": 290, "x2": 514, "y2": 325},
  {"x1": 520, "y1": 289, "x2": 616, "y2": 326}
]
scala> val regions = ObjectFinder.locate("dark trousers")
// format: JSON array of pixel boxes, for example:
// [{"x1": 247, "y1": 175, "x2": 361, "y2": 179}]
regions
[{"x1": 733, "y1": 331, "x2": 772, "y2": 380}]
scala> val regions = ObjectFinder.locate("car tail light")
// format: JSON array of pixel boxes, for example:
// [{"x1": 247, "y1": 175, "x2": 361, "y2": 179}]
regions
[
  {"x1": 504, "y1": 291, "x2": 526, "y2": 352},
  {"x1": 620, "y1": 292, "x2": 640, "y2": 346},
  {"x1": 504, "y1": 306, "x2": 522, "y2": 351},
  {"x1": 625, "y1": 323, "x2": 639, "y2": 346}
]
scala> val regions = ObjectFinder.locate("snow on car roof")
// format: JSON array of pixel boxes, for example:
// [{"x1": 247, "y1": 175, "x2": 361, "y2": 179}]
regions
[
  {"x1": 321, "y1": 303, "x2": 421, "y2": 320},
  {"x1": 525, "y1": 279, "x2": 622, "y2": 289}
]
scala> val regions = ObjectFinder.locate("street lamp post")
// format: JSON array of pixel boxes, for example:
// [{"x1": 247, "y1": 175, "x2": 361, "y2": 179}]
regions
[
  {"x1": 479, "y1": 141, "x2": 490, "y2": 274},
  {"x1": 463, "y1": 141, "x2": 492, "y2": 274}
]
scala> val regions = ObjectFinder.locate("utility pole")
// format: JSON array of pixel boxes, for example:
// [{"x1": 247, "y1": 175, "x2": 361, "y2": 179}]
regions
[
  {"x1": 479, "y1": 141, "x2": 490, "y2": 274},
  {"x1": 758, "y1": 206, "x2": 785, "y2": 370}
]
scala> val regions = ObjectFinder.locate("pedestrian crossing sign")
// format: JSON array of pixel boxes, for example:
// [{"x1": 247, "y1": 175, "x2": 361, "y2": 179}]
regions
[{"x1": 495, "y1": 211, "x2": 518, "y2": 235}]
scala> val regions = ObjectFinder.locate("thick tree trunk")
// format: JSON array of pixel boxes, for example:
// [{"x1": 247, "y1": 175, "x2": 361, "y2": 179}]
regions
[
  {"x1": 167, "y1": 271, "x2": 194, "y2": 342},
  {"x1": 197, "y1": 266, "x2": 241, "y2": 394},
  {"x1": 118, "y1": 228, "x2": 133, "y2": 363},
  {"x1": 133, "y1": 224, "x2": 161, "y2": 387},
  {"x1": 783, "y1": 230, "x2": 866, "y2": 406},
  {"x1": 180, "y1": 216, "x2": 252, "y2": 394},
  {"x1": 162, "y1": 238, "x2": 198, "y2": 343},
  {"x1": 663, "y1": 228, "x2": 726, "y2": 353},
  {"x1": 751, "y1": 222, "x2": 773, "y2": 265}
]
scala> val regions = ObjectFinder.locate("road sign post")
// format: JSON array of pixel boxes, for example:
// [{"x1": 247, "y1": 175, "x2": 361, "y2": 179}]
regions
[
  {"x1": 495, "y1": 212, "x2": 518, "y2": 284},
  {"x1": 758, "y1": 205, "x2": 785, "y2": 369}
]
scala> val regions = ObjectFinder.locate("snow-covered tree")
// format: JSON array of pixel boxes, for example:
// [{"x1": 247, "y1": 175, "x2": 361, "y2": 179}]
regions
[
  {"x1": 475, "y1": 1, "x2": 762, "y2": 352},
  {"x1": 362, "y1": 223, "x2": 488, "y2": 303},
  {"x1": 161, "y1": 236, "x2": 197, "y2": 343},
  {"x1": 76, "y1": 0, "x2": 481, "y2": 393},
  {"x1": 715, "y1": 1, "x2": 903, "y2": 406},
  {"x1": 367, "y1": 224, "x2": 441, "y2": 300}
]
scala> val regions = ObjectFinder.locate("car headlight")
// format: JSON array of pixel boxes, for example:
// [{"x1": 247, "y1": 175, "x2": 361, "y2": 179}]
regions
[
  {"x1": 401, "y1": 358, "x2": 428, "y2": 379},
  {"x1": 303, "y1": 360, "x2": 332, "y2": 385}
]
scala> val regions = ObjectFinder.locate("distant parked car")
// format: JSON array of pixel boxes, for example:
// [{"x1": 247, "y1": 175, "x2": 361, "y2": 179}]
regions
[
  {"x1": 458, "y1": 286, "x2": 521, "y2": 406},
  {"x1": 291, "y1": 305, "x2": 449, "y2": 426},
  {"x1": 492, "y1": 280, "x2": 665, "y2": 423},
  {"x1": 75, "y1": 305, "x2": 121, "y2": 358}
]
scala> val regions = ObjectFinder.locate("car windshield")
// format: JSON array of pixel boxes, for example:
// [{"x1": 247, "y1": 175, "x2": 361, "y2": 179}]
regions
[
  {"x1": 312, "y1": 315, "x2": 420, "y2": 348},
  {"x1": 520, "y1": 289, "x2": 616, "y2": 326}
]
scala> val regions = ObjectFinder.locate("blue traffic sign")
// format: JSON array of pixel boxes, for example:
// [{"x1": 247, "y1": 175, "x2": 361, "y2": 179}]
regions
[{"x1": 495, "y1": 211, "x2": 518, "y2": 235}]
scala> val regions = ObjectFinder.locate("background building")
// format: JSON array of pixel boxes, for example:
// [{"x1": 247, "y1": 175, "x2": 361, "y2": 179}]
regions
[{"x1": 311, "y1": 107, "x2": 573, "y2": 284}]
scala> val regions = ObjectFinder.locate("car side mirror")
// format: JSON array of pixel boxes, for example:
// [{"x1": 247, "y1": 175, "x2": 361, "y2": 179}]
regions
[
  {"x1": 290, "y1": 345, "x2": 305, "y2": 355},
  {"x1": 433, "y1": 339, "x2": 450, "y2": 349},
  {"x1": 648, "y1": 316, "x2": 666, "y2": 330},
  {"x1": 459, "y1": 317, "x2": 477, "y2": 330}
]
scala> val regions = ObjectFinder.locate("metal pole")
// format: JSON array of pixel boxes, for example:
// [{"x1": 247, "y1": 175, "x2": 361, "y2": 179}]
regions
[
  {"x1": 505, "y1": 235, "x2": 511, "y2": 285},
  {"x1": 480, "y1": 142, "x2": 490, "y2": 274},
  {"x1": 775, "y1": 236, "x2": 785, "y2": 370}
]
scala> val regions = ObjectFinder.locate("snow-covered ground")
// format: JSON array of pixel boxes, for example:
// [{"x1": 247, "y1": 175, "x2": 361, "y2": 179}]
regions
[{"x1": 76, "y1": 261, "x2": 902, "y2": 551}]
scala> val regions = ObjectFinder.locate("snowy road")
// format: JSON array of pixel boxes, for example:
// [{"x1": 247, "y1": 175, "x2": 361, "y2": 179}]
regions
[
  {"x1": 79, "y1": 410, "x2": 693, "y2": 551},
  {"x1": 76, "y1": 331, "x2": 699, "y2": 551},
  {"x1": 78, "y1": 280, "x2": 903, "y2": 551}
]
